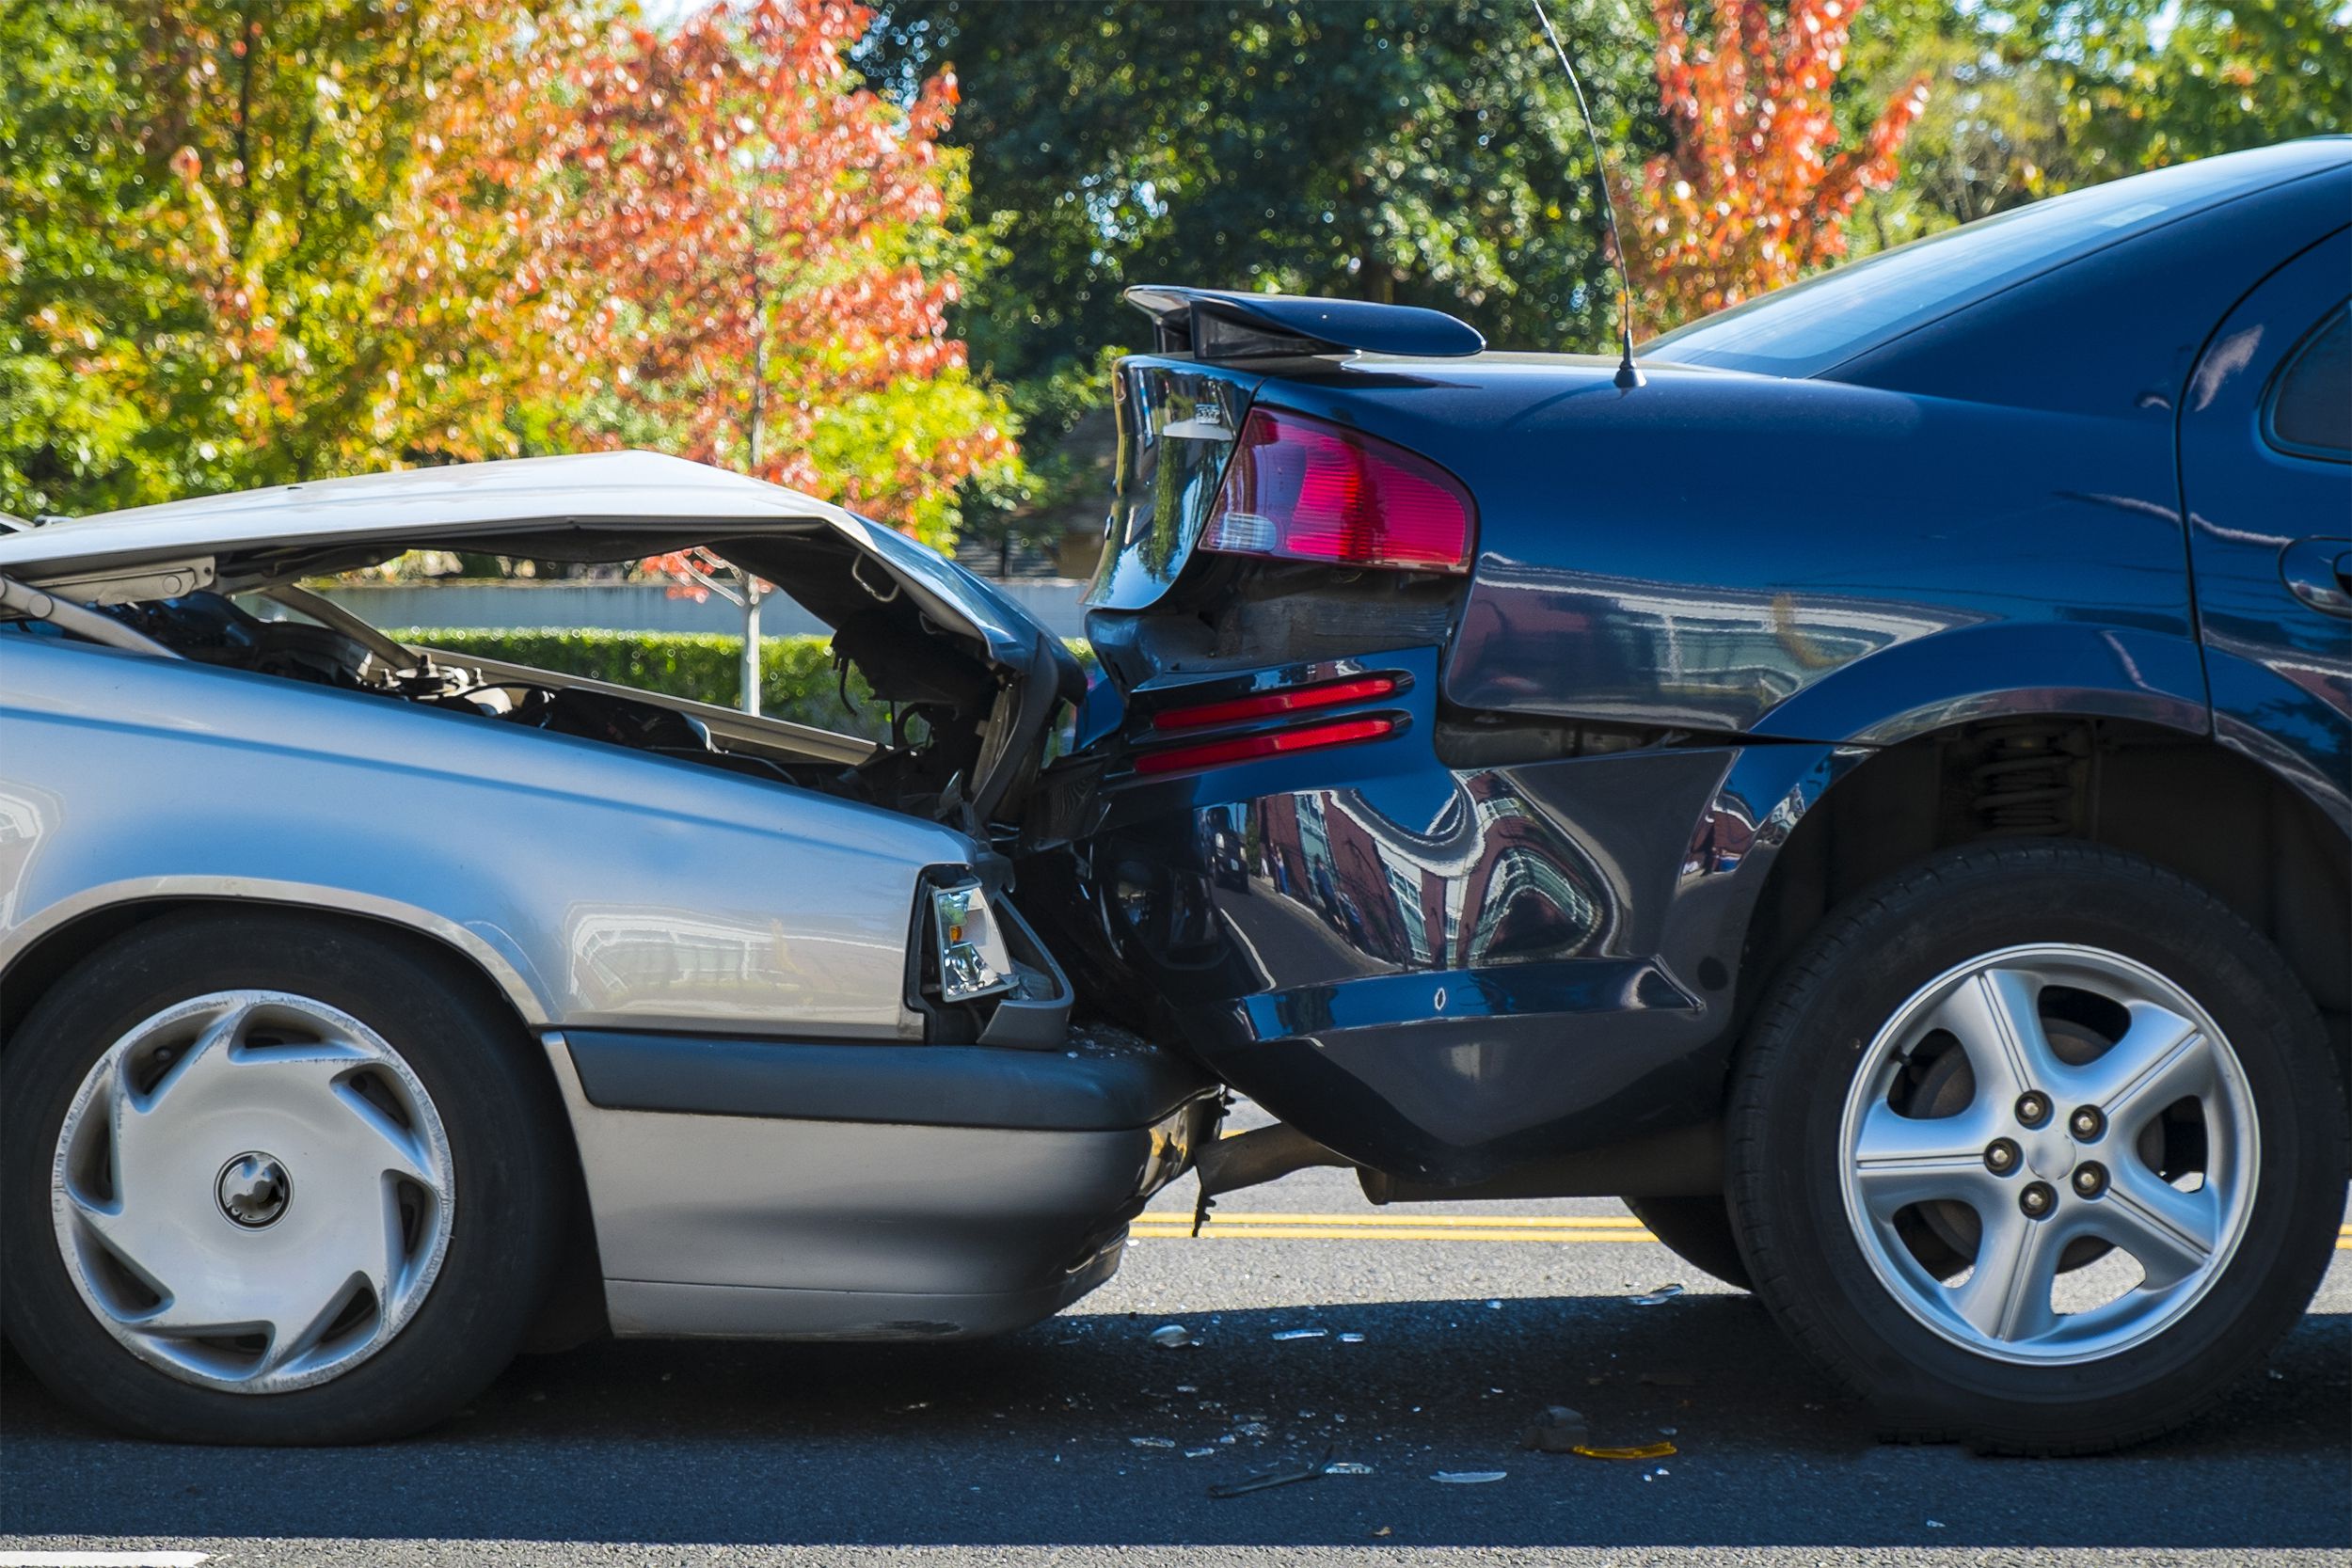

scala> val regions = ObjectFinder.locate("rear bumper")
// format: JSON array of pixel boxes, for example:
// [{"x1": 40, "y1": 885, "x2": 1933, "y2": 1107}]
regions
[
  {"x1": 1032, "y1": 671, "x2": 1851, "y2": 1183},
  {"x1": 1169, "y1": 958, "x2": 1722, "y2": 1183},
  {"x1": 544, "y1": 1026, "x2": 1217, "y2": 1339}
]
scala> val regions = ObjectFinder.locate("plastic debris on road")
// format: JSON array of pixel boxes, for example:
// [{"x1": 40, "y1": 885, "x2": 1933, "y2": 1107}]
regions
[
  {"x1": 1431, "y1": 1470, "x2": 1508, "y2": 1484},
  {"x1": 1323, "y1": 1461, "x2": 1376, "y2": 1475},
  {"x1": 1130, "y1": 1436, "x2": 1177, "y2": 1449},
  {"x1": 1570, "y1": 1441, "x2": 1678, "y2": 1461},
  {"x1": 1209, "y1": 1448, "x2": 1333, "y2": 1498},
  {"x1": 1519, "y1": 1405, "x2": 1590, "y2": 1453},
  {"x1": 1338, "y1": 1332, "x2": 1366, "y2": 1343},
  {"x1": 1626, "y1": 1283, "x2": 1686, "y2": 1306},
  {"x1": 1148, "y1": 1323, "x2": 1198, "y2": 1348},
  {"x1": 1271, "y1": 1328, "x2": 1328, "y2": 1341}
]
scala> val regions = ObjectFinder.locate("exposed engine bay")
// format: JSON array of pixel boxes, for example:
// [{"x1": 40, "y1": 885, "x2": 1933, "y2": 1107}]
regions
[{"x1": 94, "y1": 587, "x2": 1007, "y2": 823}]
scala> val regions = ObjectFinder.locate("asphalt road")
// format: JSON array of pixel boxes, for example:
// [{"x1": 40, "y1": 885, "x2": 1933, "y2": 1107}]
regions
[{"x1": 4, "y1": 1122, "x2": 2347, "y2": 1568}]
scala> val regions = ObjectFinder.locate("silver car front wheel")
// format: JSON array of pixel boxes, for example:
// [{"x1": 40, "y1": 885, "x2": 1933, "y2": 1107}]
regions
[
  {"x1": 5, "y1": 911, "x2": 565, "y2": 1443},
  {"x1": 52, "y1": 990, "x2": 457, "y2": 1393}
]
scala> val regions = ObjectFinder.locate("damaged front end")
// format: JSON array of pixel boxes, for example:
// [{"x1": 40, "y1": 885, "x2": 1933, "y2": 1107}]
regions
[{"x1": 0, "y1": 453, "x2": 1087, "y2": 849}]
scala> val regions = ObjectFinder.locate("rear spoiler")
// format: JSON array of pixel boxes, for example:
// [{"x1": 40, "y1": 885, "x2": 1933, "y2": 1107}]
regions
[{"x1": 1123, "y1": 285, "x2": 1485, "y2": 361}]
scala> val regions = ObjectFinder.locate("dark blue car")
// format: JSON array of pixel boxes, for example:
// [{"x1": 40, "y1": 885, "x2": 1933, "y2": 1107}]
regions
[{"x1": 1034, "y1": 137, "x2": 2352, "y2": 1453}]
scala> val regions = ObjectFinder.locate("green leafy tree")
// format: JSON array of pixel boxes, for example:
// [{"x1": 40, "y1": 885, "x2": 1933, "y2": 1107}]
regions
[
  {"x1": 2042, "y1": 0, "x2": 2348, "y2": 170},
  {"x1": 1, "y1": 2, "x2": 151, "y2": 515},
  {"x1": 863, "y1": 0, "x2": 1657, "y2": 383},
  {"x1": 0, "y1": 1, "x2": 554, "y2": 515},
  {"x1": 1843, "y1": 0, "x2": 2348, "y2": 248}
]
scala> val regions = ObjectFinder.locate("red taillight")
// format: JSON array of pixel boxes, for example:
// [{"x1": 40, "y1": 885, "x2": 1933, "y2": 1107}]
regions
[
  {"x1": 1150, "y1": 674, "x2": 1401, "y2": 732},
  {"x1": 1200, "y1": 409, "x2": 1474, "y2": 574},
  {"x1": 1132, "y1": 717, "x2": 1397, "y2": 776}
]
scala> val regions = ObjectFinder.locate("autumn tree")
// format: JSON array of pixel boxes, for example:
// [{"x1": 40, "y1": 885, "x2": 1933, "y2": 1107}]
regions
[
  {"x1": 520, "y1": 0, "x2": 1017, "y2": 552},
  {"x1": 5, "y1": 0, "x2": 1016, "y2": 563},
  {"x1": 426, "y1": 0, "x2": 1015, "y2": 710},
  {"x1": 0, "y1": 1, "x2": 560, "y2": 515},
  {"x1": 1624, "y1": 0, "x2": 1930, "y2": 325}
]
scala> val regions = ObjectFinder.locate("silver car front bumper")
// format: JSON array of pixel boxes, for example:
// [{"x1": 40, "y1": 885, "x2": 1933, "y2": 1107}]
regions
[{"x1": 542, "y1": 1027, "x2": 1218, "y2": 1340}]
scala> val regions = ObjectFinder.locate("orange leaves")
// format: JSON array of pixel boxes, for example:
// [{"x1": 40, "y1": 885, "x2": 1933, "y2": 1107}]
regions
[
  {"x1": 411, "y1": 0, "x2": 1013, "y2": 549},
  {"x1": 1624, "y1": 0, "x2": 1926, "y2": 325}
]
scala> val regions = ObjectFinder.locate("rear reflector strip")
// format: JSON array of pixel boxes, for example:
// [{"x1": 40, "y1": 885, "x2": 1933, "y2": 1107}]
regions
[
  {"x1": 1132, "y1": 717, "x2": 1398, "y2": 776},
  {"x1": 1149, "y1": 674, "x2": 1401, "y2": 732}
]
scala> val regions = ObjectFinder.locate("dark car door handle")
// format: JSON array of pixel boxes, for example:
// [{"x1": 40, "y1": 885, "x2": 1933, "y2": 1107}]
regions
[{"x1": 2280, "y1": 536, "x2": 2352, "y2": 618}]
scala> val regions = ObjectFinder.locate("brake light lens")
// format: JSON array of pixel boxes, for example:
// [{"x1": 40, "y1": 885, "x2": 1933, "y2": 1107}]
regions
[
  {"x1": 1150, "y1": 673, "x2": 1401, "y2": 732},
  {"x1": 1132, "y1": 716, "x2": 1397, "y2": 776},
  {"x1": 1200, "y1": 409, "x2": 1474, "y2": 573}
]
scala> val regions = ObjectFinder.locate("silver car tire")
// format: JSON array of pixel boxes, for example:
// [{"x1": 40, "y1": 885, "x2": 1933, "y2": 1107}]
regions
[
  {"x1": 2, "y1": 910, "x2": 569, "y2": 1445},
  {"x1": 1724, "y1": 842, "x2": 2347, "y2": 1455}
]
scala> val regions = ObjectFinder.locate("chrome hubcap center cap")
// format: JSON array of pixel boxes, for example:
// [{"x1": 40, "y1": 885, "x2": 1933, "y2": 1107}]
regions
[
  {"x1": 2023, "y1": 1127, "x2": 2077, "y2": 1182},
  {"x1": 215, "y1": 1151, "x2": 293, "y2": 1228}
]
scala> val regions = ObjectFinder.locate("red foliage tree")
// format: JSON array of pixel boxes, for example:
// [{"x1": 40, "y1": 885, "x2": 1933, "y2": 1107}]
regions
[
  {"x1": 534, "y1": 0, "x2": 1010, "y2": 523},
  {"x1": 405, "y1": 0, "x2": 1019, "y2": 712},
  {"x1": 1624, "y1": 0, "x2": 1930, "y2": 325}
]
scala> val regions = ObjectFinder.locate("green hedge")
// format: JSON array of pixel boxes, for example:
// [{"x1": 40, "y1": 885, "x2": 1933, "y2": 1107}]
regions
[{"x1": 393, "y1": 629, "x2": 888, "y2": 737}]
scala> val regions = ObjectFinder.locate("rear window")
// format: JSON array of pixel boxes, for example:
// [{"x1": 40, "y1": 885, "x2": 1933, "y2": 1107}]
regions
[
  {"x1": 2267, "y1": 307, "x2": 2350, "y2": 460},
  {"x1": 1642, "y1": 156, "x2": 2307, "y2": 379}
]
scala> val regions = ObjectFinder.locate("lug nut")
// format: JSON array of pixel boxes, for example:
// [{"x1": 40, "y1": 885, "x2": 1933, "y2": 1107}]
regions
[
  {"x1": 2073, "y1": 1162, "x2": 2107, "y2": 1198},
  {"x1": 2070, "y1": 1105, "x2": 2105, "y2": 1140},
  {"x1": 2015, "y1": 1092, "x2": 2051, "y2": 1128},
  {"x1": 1984, "y1": 1138, "x2": 2021, "y2": 1176},
  {"x1": 2020, "y1": 1180, "x2": 2056, "y2": 1218}
]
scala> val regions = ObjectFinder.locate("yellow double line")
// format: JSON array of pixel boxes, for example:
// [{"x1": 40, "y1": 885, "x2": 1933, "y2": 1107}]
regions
[
  {"x1": 1131, "y1": 1216, "x2": 2352, "y2": 1249},
  {"x1": 1129, "y1": 1212, "x2": 1661, "y2": 1243}
]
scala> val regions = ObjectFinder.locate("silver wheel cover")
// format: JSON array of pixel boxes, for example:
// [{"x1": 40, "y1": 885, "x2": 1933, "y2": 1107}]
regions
[
  {"x1": 1836, "y1": 944, "x2": 2257, "y2": 1366},
  {"x1": 50, "y1": 990, "x2": 456, "y2": 1393}
]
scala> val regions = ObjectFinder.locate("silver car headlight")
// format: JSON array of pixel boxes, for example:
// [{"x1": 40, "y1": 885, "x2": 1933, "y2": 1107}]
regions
[{"x1": 930, "y1": 881, "x2": 1017, "y2": 1004}]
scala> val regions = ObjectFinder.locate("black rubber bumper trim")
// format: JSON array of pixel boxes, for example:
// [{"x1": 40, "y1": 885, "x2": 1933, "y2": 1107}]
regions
[{"x1": 564, "y1": 1028, "x2": 1216, "y2": 1132}]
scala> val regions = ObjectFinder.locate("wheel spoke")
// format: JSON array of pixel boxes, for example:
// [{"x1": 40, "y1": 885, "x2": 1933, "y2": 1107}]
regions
[
  {"x1": 1851, "y1": 1101, "x2": 2003, "y2": 1217},
  {"x1": 332, "y1": 1083, "x2": 445, "y2": 1195},
  {"x1": 2077, "y1": 1004, "x2": 2214, "y2": 1137},
  {"x1": 1931, "y1": 967, "x2": 2056, "y2": 1111},
  {"x1": 2097, "y1": 1163, "x2": 2222, "y2": 1290},
  {"x1": 1952, "y1": 1208, "x2": 2066, "y2": 1344},
  {"x1": 129, "y1": 1291, "x2": 267, "y2": 1340},
  {"x1": 253, "y1": 1272, "x2": 373, "y2": 1380},
  {"x1": 57, "y1": 1187, "x2": 173, "y2": 1307},
  {"x1": 128, "y1": 999, "x2": 251, "y2": 1113}
]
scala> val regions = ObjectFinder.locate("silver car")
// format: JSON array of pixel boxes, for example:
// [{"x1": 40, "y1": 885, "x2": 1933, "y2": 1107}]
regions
[{"x1": 0, "y1": 451, "x2": 1216, "y2": 1444}]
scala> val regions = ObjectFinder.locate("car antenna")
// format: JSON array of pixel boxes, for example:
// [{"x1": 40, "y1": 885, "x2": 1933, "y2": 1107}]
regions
[{"x1": 1529, "y1": 0, "x2": 1645, "y2": 389}]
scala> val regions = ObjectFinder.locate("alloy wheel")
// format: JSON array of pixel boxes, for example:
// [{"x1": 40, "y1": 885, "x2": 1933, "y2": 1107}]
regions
[{"x1": 1836, "y1": 944, "x2": 2257, "y2": 1365}]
